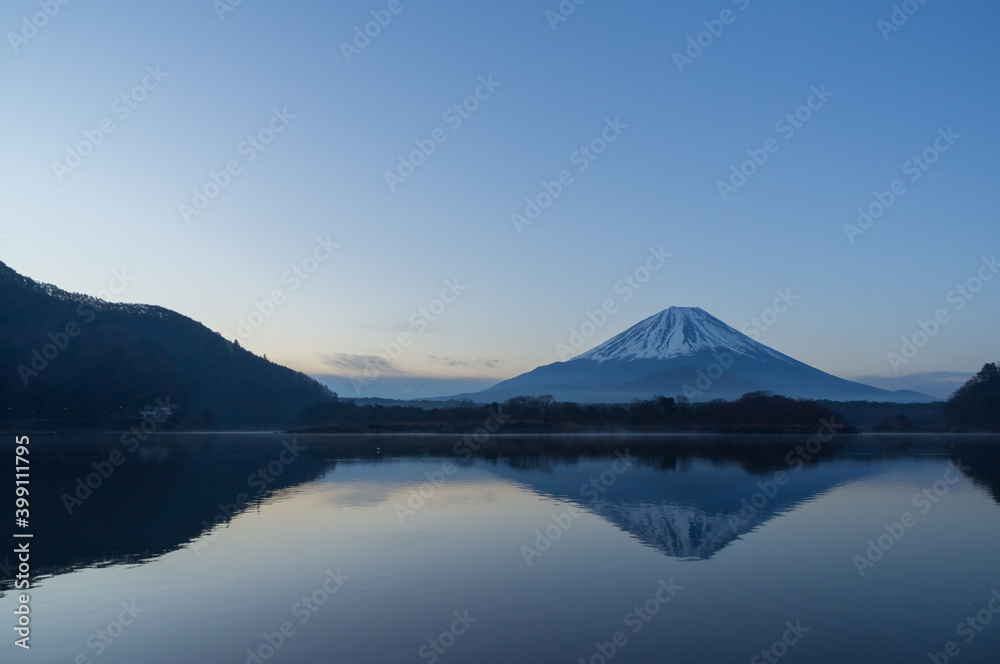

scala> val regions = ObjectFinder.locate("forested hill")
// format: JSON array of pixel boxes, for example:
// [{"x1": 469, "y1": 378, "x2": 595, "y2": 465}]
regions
[{"x1": 0, "y1": 261, "x2": 332, "y2": 428}]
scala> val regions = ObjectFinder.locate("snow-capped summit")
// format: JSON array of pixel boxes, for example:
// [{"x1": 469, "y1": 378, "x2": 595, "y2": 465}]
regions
[
  {"x1": 445, "y1": 305, "x2": 938, "y2": 404},
  {"x1": 576, "y1": 306, "x2": 786, "y2": 363}
]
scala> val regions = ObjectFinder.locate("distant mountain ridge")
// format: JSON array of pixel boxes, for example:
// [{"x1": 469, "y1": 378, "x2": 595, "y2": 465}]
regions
[
  {"x1": 0, "y1": 261, "x2": 332, "y2": 427},
  {"x1": 450, "y1": 307, "x2": 936, "y2": 404}
]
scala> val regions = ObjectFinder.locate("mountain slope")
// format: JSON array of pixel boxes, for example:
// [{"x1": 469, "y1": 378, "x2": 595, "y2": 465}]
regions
[
  {"x1": 578, "y1": 307, "x2": 788, "y2": 363},
  {"x1": 454, "y1": 307, "x2": 936, "y2": 404},
  {"x1": 487, "y1": 458, "x2": 880, "y2": 560},
  {"x1": 0, "y1": 261, "x2": 332, "y2": 427}
]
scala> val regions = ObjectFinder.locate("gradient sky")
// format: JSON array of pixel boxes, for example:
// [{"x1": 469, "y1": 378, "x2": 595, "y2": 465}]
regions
[{"x1": 1, "y1": 0, "x2": 998, "y2": 399}]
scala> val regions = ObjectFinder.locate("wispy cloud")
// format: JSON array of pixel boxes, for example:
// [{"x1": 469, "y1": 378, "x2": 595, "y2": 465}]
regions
[
  {"x1": 321, "y1": 353, "x2": 410, "y2": 377},
  {"x1": 427, "y1": 355, "x2": 503, "y2": 369}
]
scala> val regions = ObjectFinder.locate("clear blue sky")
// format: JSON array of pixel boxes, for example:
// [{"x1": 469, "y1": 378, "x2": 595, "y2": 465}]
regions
[{"x1": 1, "y1": 0, "x2": 998, "y2": 398}]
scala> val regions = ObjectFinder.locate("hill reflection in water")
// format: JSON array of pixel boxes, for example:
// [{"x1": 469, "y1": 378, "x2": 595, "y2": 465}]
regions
[{"x1": 4, "y1": 433, "x2": 998, "y2": 592}]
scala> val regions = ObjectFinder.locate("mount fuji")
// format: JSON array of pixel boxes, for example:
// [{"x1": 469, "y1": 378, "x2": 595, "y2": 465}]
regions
[{"x1": 452, "y1": 307, "x2": 935, "y2": 404}]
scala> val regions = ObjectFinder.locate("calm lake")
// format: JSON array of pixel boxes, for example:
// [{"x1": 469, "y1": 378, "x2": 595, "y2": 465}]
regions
[{"x1": 3, "y1": 434, "x2": 1000, "y2": 664}]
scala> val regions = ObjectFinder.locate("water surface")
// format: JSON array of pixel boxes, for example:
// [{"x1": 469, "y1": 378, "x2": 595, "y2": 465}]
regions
[{"x1": 3, "y1": 434, "x2": 1000, "y2": 663}]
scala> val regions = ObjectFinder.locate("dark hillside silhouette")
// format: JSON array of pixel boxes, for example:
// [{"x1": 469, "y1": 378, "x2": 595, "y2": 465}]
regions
[
  {"x1": 0, "y1": 261, "x2": 332, "y2": 427},
  {"x1": 944, "y1": 363, "x2": 1000, "y2": 431}
]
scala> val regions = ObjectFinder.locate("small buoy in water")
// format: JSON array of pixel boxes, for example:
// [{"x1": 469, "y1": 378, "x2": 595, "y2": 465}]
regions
[{"x1": 376, "y1": 447, "x2": 381, "y2": 454}]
